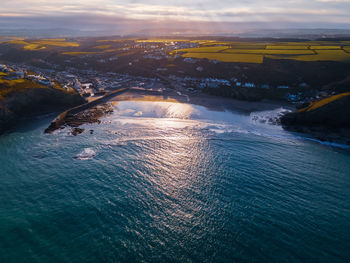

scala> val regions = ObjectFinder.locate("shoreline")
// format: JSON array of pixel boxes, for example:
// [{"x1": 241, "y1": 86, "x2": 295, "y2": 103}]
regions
[
  {"x1": 110, "y1": 88, "x2": 295, "y2": 114},
  {"x1": 44, "y1": 87, "x2": 293, "y2": 135}
]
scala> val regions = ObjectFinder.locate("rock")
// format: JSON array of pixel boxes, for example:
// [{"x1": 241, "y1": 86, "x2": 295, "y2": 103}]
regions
[
  {"x1": 45, "y1": 103, "x2": 113, "y2": 134},
  {"x1": 71, "y1": 128, "x2": 84, "y2": 136}
]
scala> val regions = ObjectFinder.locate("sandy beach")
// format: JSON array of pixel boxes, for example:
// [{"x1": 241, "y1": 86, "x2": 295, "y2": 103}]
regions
[{"x1": 110, "y1": 88, "x2": 294, "y2": 114}]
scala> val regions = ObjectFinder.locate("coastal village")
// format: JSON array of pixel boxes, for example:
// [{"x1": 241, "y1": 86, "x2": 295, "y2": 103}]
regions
[{"x1": 0, "y1": 60, "x2": 324, "y2": 105}]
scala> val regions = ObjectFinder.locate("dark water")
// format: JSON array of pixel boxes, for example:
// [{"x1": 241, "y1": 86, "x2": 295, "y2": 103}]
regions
[{"x1": 1, "y1": 101, "x2": 350, "y2": 263}]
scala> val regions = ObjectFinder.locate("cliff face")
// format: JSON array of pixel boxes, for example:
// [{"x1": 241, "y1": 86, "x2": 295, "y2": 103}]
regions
[
  {"x1": 281, "y1": 92, "x2": 350, "y2": 144},
  {"x1": 0, "y1": 86, "x2": 85, "y2": 134}
]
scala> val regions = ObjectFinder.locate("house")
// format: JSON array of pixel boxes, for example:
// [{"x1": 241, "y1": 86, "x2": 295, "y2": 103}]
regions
[
  {"x1": 0, "y1": 64, "x2": 9, "y2": 72},
  {"x1": 243, "y1": 83, "x2": 256, "y2": 88},
  {"x1": 38, "y1": 79, "x2": 51, "y2": 86},
  {"x1": 184, "y1": 58, "x2": 197, "y2": 64}
]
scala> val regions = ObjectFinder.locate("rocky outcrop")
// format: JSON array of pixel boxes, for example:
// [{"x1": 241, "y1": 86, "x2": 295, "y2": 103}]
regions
[
  {"x1": 44, "y1": 88, "x2": 128, "y2": 134},
  {"x1": 45, "y1": 103, "x2": 114, "y2": 135},
  {"x1": 0, "y1": 87, "x2": 85, "y2": 134},
  {"x1": 281, "y1": 92, "x2": 350, "y2": 144}
]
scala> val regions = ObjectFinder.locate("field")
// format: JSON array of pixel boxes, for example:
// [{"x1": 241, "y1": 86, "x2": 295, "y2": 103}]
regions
[
  {"x1": 182, "y1": 53, "x2": 264, "y2": 63},
  {"x1": 0, "y1": 78, "x2": 47, "y2": 100},
  {"x1": 172, "y1": 40, "x2": 350, "y2": 63},
  {"x1": 310, "y1": 46, "x2": 341, "y2": 50},
  {"x1": 266, "y1": 50, "x2": 350, "y2": 62},
  {"x1": 7, "y1": 39, "x2": 80, "y2": 51},
  {"x1": 171, "y1": 46, "x2": 229, "y2": 54},
  {"x1": 223, "y1": 49, "x2": 315, "y2": 55},
  {"x1": 266, "y1": 45, "x2": 309, "y2": 50},
  {"x1": 2, "y1": 37, "x2": 350, "y2": 64},
  {"x1": 298, "y1": 92, "x2": 350, "y2": 112}
]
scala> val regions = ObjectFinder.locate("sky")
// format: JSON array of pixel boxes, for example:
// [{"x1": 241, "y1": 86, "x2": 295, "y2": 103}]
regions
[{"x1": 1, "y1": 0, "x2": 350, "y2": 34}]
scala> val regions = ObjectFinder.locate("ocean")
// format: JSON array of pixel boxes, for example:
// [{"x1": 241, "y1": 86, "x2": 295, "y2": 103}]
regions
[{"x1": 1, "y1": 100, "x2": 349, "y2": 262}]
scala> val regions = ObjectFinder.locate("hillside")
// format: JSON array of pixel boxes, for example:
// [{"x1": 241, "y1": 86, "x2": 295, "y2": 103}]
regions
[
  {"x1": 0, "y1": 72, "x2": 84, "y2": 134},
  {"x1": 281, "y1": 92, "x2": 350, "y2": 144}
]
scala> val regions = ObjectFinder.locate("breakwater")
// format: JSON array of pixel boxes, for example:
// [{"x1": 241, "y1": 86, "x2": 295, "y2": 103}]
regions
[{"x1": 45, "y1": 88, "x2": 128, "y2": 133}]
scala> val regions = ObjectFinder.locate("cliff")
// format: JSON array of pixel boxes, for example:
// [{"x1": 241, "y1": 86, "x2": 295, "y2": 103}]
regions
[
  {"x1": 281, "y1": 92, "x2": 350, "y2": 144},
  {"x1": 0, "y1": 80, "x2": 84, "y2": 134}
]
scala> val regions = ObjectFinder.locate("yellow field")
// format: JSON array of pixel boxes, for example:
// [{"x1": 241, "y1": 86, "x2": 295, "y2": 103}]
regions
[
  {"x1": 266, "y1": 45, "x2": 309, "y2": 50},
  {"x1": 310, "y1": 46, "x2": 341, "y2": 50},
  {"x1": 8, "y1": 40, "x2": 42, "y2": 50},
  {"x1": 182, "y1": 53, "x2": 263, "y2": 63},
  {"x1": 223, "y1": 49, "x2": 314, "y2": 55},
  {"x1": 298, "y1": 92, "x2": 350, "y2": 112},
  {"x1": 172, "y1": 46, "x2": 229, "y2": 54},
  {"x1": 0, "y1": 78, "x2": 26, "y2": 86},
  {"x1": 266, "y1": 50, "x2": 350, "y2": 62},
  {"x1": 32, "y1": 40, "x2": 79, "y2": 47},
  {"x1": 8, "y1": 39, "x2": 80, "y2": 50},
  {"x1": 343, "y1": 47, "x2": 350, "y2": 52},
  {"x1": 25, "y1": 44, "x2": 46, "y2": 50},
  {"x1": 0, "y1": 72, "x2": 8, "y2": 76}
]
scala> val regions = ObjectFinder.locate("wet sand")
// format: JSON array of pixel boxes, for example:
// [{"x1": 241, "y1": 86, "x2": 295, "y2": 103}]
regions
[
  {"x1": 111, "y1": 88, "x2": 294, "y2": 114},
  {"x1": 45, "y1": 88, "x2": 293, "y2": 134}
]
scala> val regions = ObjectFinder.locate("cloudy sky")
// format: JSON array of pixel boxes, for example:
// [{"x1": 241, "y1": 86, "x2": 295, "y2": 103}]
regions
[{"x1": 1, "y1": 0, "x2": 350, "y2": 34}]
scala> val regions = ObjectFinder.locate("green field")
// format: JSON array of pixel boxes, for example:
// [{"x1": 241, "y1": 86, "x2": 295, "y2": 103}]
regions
[
  {"x1": 182, "y1": 52, "x2": 264, "y2": 63},
  {"x1": 223, "y1": 49, "x2": 315, "y2": 55},
  {"x1": 266, "y1": 50, "x2": 350, "y2": 62},
  {"x1": 171, "y1": 40, "x2": 350, "y2": 63},
  {"x1": 266, "y1": 45, "x2": 309, "y2": 50},
  {"x1": 343, "y1": 46, "x2": 350, "y2": 52},
  {"x1": 228, "y1": 45, "x2": 267, "y2": 49},
  {"x1": 310, "y1": 46, "x2": 341, "y2": 50}
]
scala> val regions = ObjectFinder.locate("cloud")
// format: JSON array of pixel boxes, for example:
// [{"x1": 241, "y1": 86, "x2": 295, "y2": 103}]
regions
[{"x1": 0, "y1": 0, "x2": 350, "y2": 31}]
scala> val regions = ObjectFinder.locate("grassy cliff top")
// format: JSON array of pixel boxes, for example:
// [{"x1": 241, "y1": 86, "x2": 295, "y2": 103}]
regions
[{"x1": 298, "y1": 92, "x2": 350, "y2": 112}]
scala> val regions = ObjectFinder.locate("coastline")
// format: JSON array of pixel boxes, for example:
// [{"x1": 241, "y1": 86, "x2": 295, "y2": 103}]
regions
[
  {"x1": 111, "y1": 88, "x2": 294, "y2": 114},
  {"x1": 44, "y1": 88, "x2": 294, "y2": 134}
]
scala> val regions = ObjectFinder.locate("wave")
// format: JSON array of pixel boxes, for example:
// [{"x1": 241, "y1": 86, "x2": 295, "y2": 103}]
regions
[
  {"x1": 250, "y1": 107, "x2": 291, "y2": 125},
  {"x1": 74, "y1": 148, "x2": 96, "y2": 160}
]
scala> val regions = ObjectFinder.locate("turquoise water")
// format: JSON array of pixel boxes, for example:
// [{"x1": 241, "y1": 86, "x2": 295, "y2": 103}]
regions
[{"x1": 1, "y1": 100, "x2": 350, "y2": 263}]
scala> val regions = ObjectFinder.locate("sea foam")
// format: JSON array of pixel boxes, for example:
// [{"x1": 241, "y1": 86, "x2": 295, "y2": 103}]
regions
[{"x1": 75, "y1": 148, "x2": 96, "y2": 160}]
